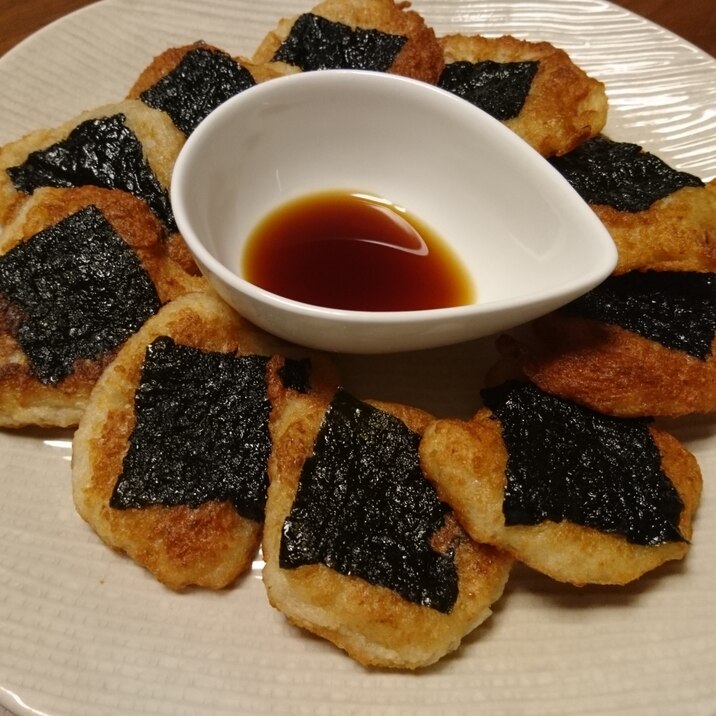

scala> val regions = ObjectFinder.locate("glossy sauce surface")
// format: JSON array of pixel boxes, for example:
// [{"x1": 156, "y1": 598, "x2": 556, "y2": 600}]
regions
[{"x1": 242, "y1": 190, "x2": 475, "y2": 311}]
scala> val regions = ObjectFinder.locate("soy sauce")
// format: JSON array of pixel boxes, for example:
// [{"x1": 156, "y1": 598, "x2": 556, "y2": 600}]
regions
[{"x1": 242, "y1": 190, "x2": 475, "y2": 312}]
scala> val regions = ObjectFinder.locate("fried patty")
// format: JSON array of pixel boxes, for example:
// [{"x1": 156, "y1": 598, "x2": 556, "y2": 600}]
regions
[
  {"x1": 0, "y1": 186, "x2": 204, "y2": 428},
  {"x1": 252, "y1": 0, "x2": 444, "y2": 83},
  {"x1": 594, "y1": 181, "x2": 716, "y2": 275},
  {"x1": 72, "y1": 291, "x2": 339, "y2": 590},
  {"x1": 127, "y1": 41, "x2": 283, "y2": 135},
  {"x1": 438, "y1": 33, "x2": 608, "y2": 157},
  {"x1": 498, "y1": 310, "x2": 716, "y2": 418},
  {"x1": 262, "y1": 385, "x2": 512, "y2": 669},
  {"x1": 420, "y1": 383, "x2": 702, "y2": 586}
]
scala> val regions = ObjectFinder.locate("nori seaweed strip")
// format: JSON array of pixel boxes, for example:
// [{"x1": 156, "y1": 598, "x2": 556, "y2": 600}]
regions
[
  {"x1": 0, "y1": 205, "x2": 160, "y2": 384},
  {"x1": 438, "y1": 60, "x2": 539, "y2": 121},
  {"x1": 550, "y1": 135, "x2": 703, "y2": 212},
  {"x1": 111, "y1": 337, "x2": 272, "y2": 522},
  {"x1": 272, "y1": 13, "x2": 407, "y2": 72},
  {"x1": 482, "y1": 381, "x2": 686, "y2": 546},
  {"x1": 139, "y1": 46, "x2": 256, "y2": 135},
  {"x1": 562, "y1": 271, "x2": 716, "y2": 360},
  {"x1": 280, "y1": 389, "x2": 459, "y2": 613},
  {"x1": 279, "y1": 357, "x2": 312, "y2": 393}
]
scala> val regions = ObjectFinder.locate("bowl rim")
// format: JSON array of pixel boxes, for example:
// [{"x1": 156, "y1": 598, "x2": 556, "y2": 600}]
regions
[{"x1": 170, "y1": 69, "x2": 618, "y2": 326}]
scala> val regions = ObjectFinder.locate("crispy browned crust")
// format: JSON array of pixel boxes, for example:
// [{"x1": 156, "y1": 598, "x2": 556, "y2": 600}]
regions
[
  {"x1": 498, "y1": 315, "x2": 716, "y2": 418},
  {"x1": 262, "y1": 388, "x2": 512, "y2": 669},
  {"x1": 251, "y1": 0, "x2": 444, "y2": 84},
  {"x1": 593, "y1": 181, "x2": 716, "y2": 275},
  {"x1": 439, "y1": 33, "x2": 608, "y2": 157},
  {"x1": 420, "y1": 408, "x2": 702, "y2": 587},
  {"x1": 71, "y1": 291, "x2": 339, "y2": 590},
  {"x1": 0, "y1": 186, "x2": 206, "y2": 429},
  {"x1": 0, "y1": 99, "x2": 184, "y2": 228}
]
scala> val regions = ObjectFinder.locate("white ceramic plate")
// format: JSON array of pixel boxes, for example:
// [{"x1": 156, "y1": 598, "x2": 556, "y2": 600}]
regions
[{"x1": 0, "y1": 2, "x2": 715, "y2": 715}]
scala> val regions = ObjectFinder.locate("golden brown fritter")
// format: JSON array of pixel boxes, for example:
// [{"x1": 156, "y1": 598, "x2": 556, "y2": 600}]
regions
[
  {"x1": 420, "y1": 389, "x2": 702, "y2": 587},
  {"x1": 262, "y1": 386, "x2": 512, "y2": 669},
  {"x1": 498, "y1": 312, "x2": 716, "y2": 418},
  {"x1": 72, "y1": 291, "x2": 339, "y2": 590},
  {"x1": 594, "y1": 180, "x2": 716, "y2": 275},
  {"x1": 127, "y1": 41, "x2": 282, "y2": 133},
  {"x1": 0, "y1": 98, "x2": 197, "y2": 273},
  {"x1": 0, "y1": 186, "x2": 204, "y2": 429},
  {"x1": 0, "y1": 100, "x2": 182, "y2": 226},
  {"x1": 252, "y1": 0, "x2": 444, "y2": 83},
  {"x1": 438, "y1": 33, "x2": 608, "y2": 157}
]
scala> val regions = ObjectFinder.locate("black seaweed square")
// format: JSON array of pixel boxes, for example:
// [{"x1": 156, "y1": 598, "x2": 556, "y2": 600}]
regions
[
  {"x1": 140, "y1": 46, "x2": 256, "y2": 136},
  {"x1": 481, "y1": 381, "x2": 686, "y2": 545},
  {"x1": 0, "y1": 205, "x2": 160, "y2": 384},
  {"x1": 111, "y1": 337, "x2": 271, "y2": 522},
  {"x1": 280, "y1": 389, "x2": 458, "y2": 613},
  {"x1": 563, "y1": 271, "x2": 716, "y2": 360},
  {"x1": 550, "y1": 135, "x2": 703, "y2": 212},
  {"x1": 438, "y1": 60, "x2": 539, "y2": 121},
  {"x1": 272, "y1": 13, "x2": 407, "y2": 72}
]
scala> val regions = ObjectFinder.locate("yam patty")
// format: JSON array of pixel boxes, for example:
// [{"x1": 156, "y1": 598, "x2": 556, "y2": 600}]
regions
[
  {"x1": 420, "y1": 380, "x2": 702, "y2": 586},
  {"x1": 0, "y1": 187, "x2": 202, "y2": 428},
  {"x1": 550, "y1": 137, "x2": 715, "y2": 274},
  {"x1": 252, "y1": 0, "x2": 444, "y2": 83},
  {"x1": 127, "y1": 42, "x2": 270, "y2": 136},
  {"x1": 263, "y1": 385, "x2": 512, "y2": 669},
  {"x1": 496, "y1": 266, "x2": 716, "y2": 418},
  {"x1": 72, "y1": 291, "x2": 338, "y2": 590},
  {"x1": 438, "y1": 34, "x2": 608, "y2": 157}
]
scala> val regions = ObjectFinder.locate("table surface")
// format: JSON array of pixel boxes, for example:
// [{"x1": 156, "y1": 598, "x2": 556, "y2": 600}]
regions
[{"x1": 0, "y1": 1, "x2": 714, "y2": 716}]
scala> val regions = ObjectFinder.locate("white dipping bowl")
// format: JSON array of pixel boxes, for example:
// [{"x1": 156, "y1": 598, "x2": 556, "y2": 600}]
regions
[{"x1": 171, "y1": 69, "x2": 617, "y2": 354}]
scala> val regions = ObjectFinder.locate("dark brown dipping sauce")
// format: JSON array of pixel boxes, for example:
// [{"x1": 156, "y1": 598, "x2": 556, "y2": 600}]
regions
[{"x1": 242, "y1": 190, "x2": 475, "y2": 311}]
